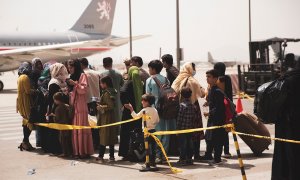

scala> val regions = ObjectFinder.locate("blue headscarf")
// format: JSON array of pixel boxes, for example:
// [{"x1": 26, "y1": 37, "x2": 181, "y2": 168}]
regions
[{"x1": 18, "y1": 62, "x2": 32, "y2": 76}]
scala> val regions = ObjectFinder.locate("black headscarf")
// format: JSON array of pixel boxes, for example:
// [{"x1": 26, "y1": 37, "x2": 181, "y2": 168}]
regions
[
  {"x1": 68, "y1": 59, "x2": 83, "y2": 81},
  {"x1": 18, "y1": 62, "x2": 32, "y2": 76}
]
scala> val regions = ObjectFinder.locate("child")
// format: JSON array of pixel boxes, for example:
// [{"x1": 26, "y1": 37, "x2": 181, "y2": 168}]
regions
[
  {"x1": 53, "y1": 92, "x2": 72, "y2": 157},
  {"x1": 124, "y1": 94, "x2": 159, "y2": 167},
  {"x1": 176, "y1": 87, "x2": 197, "y2": 166},
  {"x1": 201, "y1": 69, "x2": 226, "y2": 165},
  {"x1": 96, "y1": 76, "x2": 118, "y2": 162}
]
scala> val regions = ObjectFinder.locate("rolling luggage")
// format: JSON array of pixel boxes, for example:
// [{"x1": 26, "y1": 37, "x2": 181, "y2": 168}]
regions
[{"x1": 233, "y1": 112, "x2": 271, "y2": 156}]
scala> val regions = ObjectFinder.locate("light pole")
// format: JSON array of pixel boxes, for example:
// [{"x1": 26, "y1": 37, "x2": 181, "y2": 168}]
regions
[
  {"x1": 176, "y1": 0, "x2": 181, "y2": 69},
  {"x1": 129, "y1": 0, "x2": 133, "y2": 58}
]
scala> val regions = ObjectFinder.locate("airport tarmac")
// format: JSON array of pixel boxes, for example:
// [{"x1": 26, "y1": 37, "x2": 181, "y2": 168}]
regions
[{"x1": 0, "y1": 70, "x2": 275, "y2": 179}]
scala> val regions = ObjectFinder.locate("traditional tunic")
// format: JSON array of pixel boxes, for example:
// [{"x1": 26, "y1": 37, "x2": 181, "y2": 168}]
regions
[
  {"x1": 97, "y1": 88, "x2": 118, "y2": 146},
  {"x1": 55, "y1": 103, "x2": 72, "y2": 156},
  {"x1": 17, "y1": 74, "x2": 32, "y2": 126},
  {"x1": 101, "y1": 69, "x2": 124, "y2": 122},
  {"x1": 70, "y1": 73, "x2": 94, "y2": 156}
]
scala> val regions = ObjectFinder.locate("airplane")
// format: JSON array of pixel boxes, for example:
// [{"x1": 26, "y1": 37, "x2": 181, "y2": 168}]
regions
[
  {"x1": 0, "y1": 0, "x2": 148, "y2": 91},
  {"x1": 208, "y1": 51, "x2": 237, "y2": 67}
]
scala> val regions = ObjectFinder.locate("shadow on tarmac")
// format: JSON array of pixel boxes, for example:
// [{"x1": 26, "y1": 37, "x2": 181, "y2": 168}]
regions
[{"x1": 0, "y1": 89, "x2": 17, "y2": 94}]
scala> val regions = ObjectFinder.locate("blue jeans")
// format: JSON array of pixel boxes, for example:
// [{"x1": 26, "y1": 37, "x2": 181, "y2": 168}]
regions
[
  {"x1": 155, "y1": 118, "x2": 176, "y2": 158},
  {"x1": 179, "y1": 133, "x2": 193, "y2": 160}
]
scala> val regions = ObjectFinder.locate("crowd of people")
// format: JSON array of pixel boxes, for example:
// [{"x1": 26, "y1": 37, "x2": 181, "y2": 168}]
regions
[{"x1": 16, "y1": 54, "x2": 235, "y2": 167}]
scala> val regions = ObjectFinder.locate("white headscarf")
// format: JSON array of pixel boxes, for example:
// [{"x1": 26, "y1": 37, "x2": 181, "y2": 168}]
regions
[
  {"x1": 48, "y1": 63, "x2": 68, "y2": 89},
  {"x1": 172, "y1": 62, "x2": 205, "y2": 103}
]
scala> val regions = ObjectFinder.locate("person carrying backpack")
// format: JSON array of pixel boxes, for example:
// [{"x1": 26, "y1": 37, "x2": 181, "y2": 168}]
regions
[{"x1": 145, "y1": 60, "x2": 176, "y2": 164}]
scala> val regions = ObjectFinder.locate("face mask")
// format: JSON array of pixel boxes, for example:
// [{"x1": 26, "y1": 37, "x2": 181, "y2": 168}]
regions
[{"x1": 192, "y1": 71, "x2": 196, "y2": 76}]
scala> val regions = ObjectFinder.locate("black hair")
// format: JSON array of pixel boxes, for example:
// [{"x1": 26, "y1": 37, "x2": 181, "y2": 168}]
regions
[
  {"x1": 181, "y1": 87, "x2": 192, "y2": 99},
  {"x1": 103, "y1": 57, "x2": 113, "y2": 68},
  {"x1": 131, "y1": 56, "x2": 143, "y2": 67},
  {"x1": 53, "y1": 92, "x2": 65, "y2": 102},
  {"x1": 68, "y1": 59, "x2": 83, "y2": 81},
  {"x1": 214, "y1": 62, "x2": 226, "y2": 76},
  {"x1": 148, "y1": 60, "x2": 163, "y2": 74},
  {"x1": 285, "y1": 53, "x2": 295, "y2": 68},
  {"x1": 206, "y1": 69, "x2": 219, "y2": 78},
  {"x1": 100, "y1": 75, "x2": 113, "y2": 88},
  {"x1": 80, "y1": 58, "x2": 89, "y2": 68},
  {"x1": 141, "y1": 94, "x2": 155, "y2": 106},
  {"x1": 161, "y1": 54, "x2": 173, "y2": 65},
  {"x1": 192, "y1": 63, "x2": 196, "y2": 71}
]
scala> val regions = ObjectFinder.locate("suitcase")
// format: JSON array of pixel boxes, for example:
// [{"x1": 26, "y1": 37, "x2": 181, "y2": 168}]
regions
[{"x1": 233, "y1": 112, "x2": 271, "y2": 156}]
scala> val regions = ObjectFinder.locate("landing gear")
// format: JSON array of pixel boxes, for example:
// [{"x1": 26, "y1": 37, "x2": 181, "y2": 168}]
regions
[{"x1": 0, "y1": 80, "x2": 4, "y2": 91}]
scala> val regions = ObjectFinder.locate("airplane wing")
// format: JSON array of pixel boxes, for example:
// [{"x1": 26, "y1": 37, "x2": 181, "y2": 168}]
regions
[{"x1": 109, "y1": 35, "x2": 151, "y2": 46}]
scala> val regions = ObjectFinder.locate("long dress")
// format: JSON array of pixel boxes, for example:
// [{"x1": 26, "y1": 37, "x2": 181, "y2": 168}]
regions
[
  {"x1": 97, "y1": 89, "x2": 118, "y2": 146},
  {"x1": 17, "y1": 74, "x2": 31, "y2": 125},
  {"x1": 71, "y1": 73, "x2": 94, "y2": 156}
]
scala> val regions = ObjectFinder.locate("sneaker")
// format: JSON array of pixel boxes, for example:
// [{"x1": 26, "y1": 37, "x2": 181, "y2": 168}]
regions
[
  {"x1": 223, "y1": 153, "x2": 232, "y2": 158},
  {"x1": 208, "y1": 160, "x2": 223, "y2": 166},
  {"x1": 155, "y1": 157, "x2": 163, "y2": 164}
]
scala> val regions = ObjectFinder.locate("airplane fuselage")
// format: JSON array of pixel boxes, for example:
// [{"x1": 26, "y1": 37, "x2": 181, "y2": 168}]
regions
[{"x1": 0, "y1": 31, "x2": 111, "y2": 71}]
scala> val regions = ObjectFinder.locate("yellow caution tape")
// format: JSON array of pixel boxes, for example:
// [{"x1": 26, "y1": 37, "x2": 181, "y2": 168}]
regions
[
  {"x1": 239, "y1": 92, "x2": 254, "y2": 101},
  {"x1": 233, "y1": 131, "x2": 300, "y2": 144},
  {"x1": 152, "y1": 124, "x2": 233, "y2": 136},
  {"x1": 147, "y1": 133, "x2": 182, "y2": 173}
]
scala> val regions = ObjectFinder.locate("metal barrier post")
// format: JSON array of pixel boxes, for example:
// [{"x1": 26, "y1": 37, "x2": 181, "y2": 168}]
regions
[
  {"x1": 231, "y1": 123, "x2": 247, "y2": 180},
  {"x1": 140, "y1": 111, "x2": 158, "y2": 172}
]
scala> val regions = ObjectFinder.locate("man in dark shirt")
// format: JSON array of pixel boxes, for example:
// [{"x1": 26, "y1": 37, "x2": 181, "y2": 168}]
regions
[
  {"x1": 214, "y1": 62, "x2": 233, "y2": 157},
  {"x1": 161, "y1": 54, "x2": 179, "y2": 85},
  {"x1": 201, "y1": 69, "x2": 226, "y2": 165}
]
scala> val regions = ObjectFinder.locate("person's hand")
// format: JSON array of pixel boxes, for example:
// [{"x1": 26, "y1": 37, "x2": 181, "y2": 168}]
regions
[
  {"x1": 68, "y1": 79, "x2": 77, "y2": 86},
  {"x1": 203, "y1": 112, "x2": 209, "y2": 117},
  {"x1": 124, "y1": 103, "x2": 133, "y2": 112}
]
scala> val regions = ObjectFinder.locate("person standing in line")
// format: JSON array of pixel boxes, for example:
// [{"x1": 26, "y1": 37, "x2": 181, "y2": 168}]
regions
[
  {"x1": 161, "y1": 54, "x2": 179, "y2": 85},
  {"x1": 119, "y1": 66, "x2": 143, "y2": 160},
  {"x1": 17, "y1": 62, "x2": 35, "y2": 151},
  {"x1": 53, "y1": 92, "x2": 73, "y2": 157},
  {"x1": 161, "y1": 54, "x2": 180, "y2": 156},
  {"x1": 145, "y1": 60, "x2": 172, "y2": 164},
  {"x1": 67, "y1": 59, "x2": 94, "y2": 159},
  {"x1": 96, "y1": 76, "x2": 118, "y2": 162},
  {"x1": 271, "y1": 63, "x2": 300, "y2": 180},
  {"x1": 172, "y1": 62, "x2": 206, "y2": 160},
  {"x1": 100, "y1": 57, "x2": 124, "y2": 123},
  {"x1": 201, "y1": 69, "x2": 226, "y2": 165},
  {"x1": 131, "y1": 56, "x2": 150, "y2": 87},
  {"x1": 125, "y1": 94, "x2": 159, "y2": 167},
  {"x1": 46, "y1": 63, "x2": 69, "y2": 154},
  {"x1": 122, "y1": 58, "x2": 132, "y2": 82},
  {"x1": 80, "y1": 58, "x2": 100, "y2": 149},
  {"x1": 213, "y1": 62, "x2": 233, "y2": 158},
  {"x1": 30, "y1": 57, "x2": 44, "y2": 147},
  {"x1": 176, "y1": 87, "x2": 197, "y2": 166}
]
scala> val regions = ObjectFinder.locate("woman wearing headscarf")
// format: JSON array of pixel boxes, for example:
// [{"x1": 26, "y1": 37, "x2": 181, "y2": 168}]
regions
[
  {"x1": 119, "y1": 66, "x2": 143, "y2": 160},
  {"x1": 172, "y1": 62, "x2": 206, "y2": 160},
  {"x1": 31, "y1": 58, "x2": 43, "y2": 89},
  {"x1": 17, "y1": 62, "x2": 35, "y2": 151},
  {"x1": 44, "y1": 62, "x2": 69, "y2": 154},
  {"x1": 67, "y1": 59, "x2": 94, "y2": 158}
]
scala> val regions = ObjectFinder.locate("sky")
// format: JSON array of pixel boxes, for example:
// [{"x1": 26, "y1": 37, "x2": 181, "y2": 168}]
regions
[{"x1": 0, "y1": 0, "x2": 300, "y2": 65}]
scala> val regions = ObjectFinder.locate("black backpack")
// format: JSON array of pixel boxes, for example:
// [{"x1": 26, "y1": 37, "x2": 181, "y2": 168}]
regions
[{"x1": 152, "y1": 77, "x2": 179, "y2": 119}]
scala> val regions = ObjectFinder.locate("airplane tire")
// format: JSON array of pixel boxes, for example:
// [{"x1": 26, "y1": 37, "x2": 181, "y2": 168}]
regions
[{"x1": 0, "y1": 81, "x2": 3, "y2": 91}]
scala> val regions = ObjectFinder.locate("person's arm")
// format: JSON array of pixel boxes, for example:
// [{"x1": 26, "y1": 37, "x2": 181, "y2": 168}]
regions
[
  {"x1": 177, "y1": 104, "x2": 185, "y2": 128},
  {"x1": 225, "y1": 75, "x2": 233, "y2": 101},
  {"x1": 22, "y1": 75, "x2": 31, "y2": 95},
  {"x1": 145, "y1": 78, "x2": 151, "y2": 94},
  {"x1": 97, "y1": 92, "x2": 114, "y2": 112},
  {"x1": 75, "y1": 73, "x2": 88, "y2": 95}
]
